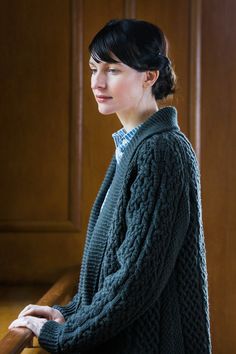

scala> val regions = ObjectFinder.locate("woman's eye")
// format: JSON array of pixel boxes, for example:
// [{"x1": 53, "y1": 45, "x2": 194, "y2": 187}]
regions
[
  {"x1": 108, "y1": 68, "x2": 119, "y2": 74},
  {"x1": 89, "y1": 68, "x2": 97, "y2": 74}
]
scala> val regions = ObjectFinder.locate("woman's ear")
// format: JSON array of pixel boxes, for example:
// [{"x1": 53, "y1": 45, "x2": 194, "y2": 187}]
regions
[{"x1": 143, "y1": 70, "x2": 159, "y2": 88}]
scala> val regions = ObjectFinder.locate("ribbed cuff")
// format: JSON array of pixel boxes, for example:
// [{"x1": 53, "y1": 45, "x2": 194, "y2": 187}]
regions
[
  {"x1": 52, "y1": 302, "x2": 77, "y2": 320},
  {"x1": 38, "y1": 320, "x2": 63, "y2": 353}
]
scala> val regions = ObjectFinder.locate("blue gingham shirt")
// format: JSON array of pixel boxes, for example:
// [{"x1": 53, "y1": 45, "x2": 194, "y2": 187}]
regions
[
  {"x1": 101, "y1": 123, "x2": 143, "y2": 211},
  {"x1": 112, "y1": 124, "x2": 143, "y2": 164}
]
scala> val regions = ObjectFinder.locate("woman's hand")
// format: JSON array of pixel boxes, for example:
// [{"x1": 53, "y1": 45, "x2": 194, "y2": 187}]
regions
[
  {"x1": 8, "y1": 315, "x2": 47, "y2": 337},
  {"x1": 8, "y1": 304, "x2": 65, "y2": 337},
  {"x1": 17, "y1": 304, "x2": 65, "y2": 323}
]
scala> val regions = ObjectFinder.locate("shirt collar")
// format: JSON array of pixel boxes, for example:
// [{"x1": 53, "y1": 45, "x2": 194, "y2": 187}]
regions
[{"x1": 112, "y1": 123, "x2": 143, "y2": 150}]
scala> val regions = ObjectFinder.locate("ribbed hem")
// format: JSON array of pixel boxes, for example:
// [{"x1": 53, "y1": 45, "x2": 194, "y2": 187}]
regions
[{"x1": 38, "y1": 320, "x2": 63, "y2": 353}]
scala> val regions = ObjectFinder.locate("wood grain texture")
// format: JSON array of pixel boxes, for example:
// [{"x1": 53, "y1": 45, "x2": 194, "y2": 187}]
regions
[
  {"x1": 189, "y1": 0, "x2": 202, "y2": 161},
  {"x1": 0, "y1": 0, "x2": 82, "y2": 233},
  {"x1": 201, "y1": 0, "x2": 236, "y2": 352},
  {"x1": 0, "y1": 1, "x2": 70, "y2": 226},
  {"x1": 124, "y1": 0, "x2": 136, "y2": 17}
]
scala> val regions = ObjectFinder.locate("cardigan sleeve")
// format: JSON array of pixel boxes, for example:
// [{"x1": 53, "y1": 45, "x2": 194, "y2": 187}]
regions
[
  {"x1": 38, "y1": 135, "x2": 191, "y2": 353},
  {"x1": 52, "y1": 292, "x2": 81, "y2": 320}
]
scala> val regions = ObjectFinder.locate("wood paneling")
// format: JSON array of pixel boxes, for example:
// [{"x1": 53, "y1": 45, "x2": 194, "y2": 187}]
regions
[
  {"x1": 189, "y1": 0, "x2": 202, "y2": 161},
  {"x1": 201, "y1": 0, "x2": 236, "y2": 352},
  {"x1": 0, "y1": 1, "x2": 70, "y2": 224},
  {"x1": 0, "y1": 0, "x2": 86, "y2": 283},
  {"x1": 0, "y1": 1, "x2": 83, "y2": 232}
]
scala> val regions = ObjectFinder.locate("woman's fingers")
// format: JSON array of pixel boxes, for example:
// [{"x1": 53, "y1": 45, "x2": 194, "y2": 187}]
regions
[
  {"x1": 9, "y1": 315, "x2": 47, "y2": 337},
  {"x1": 18, "y1": 304, "x2": 34, "y2": 318},
  {"x1": 18, "y1": 305, "x2": 51, "y2": 319}
]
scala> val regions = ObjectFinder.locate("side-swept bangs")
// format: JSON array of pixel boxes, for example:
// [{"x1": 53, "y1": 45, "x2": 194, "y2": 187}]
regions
[{"x1": 88, "y1": 20, "x2": 144, "y2": 70}]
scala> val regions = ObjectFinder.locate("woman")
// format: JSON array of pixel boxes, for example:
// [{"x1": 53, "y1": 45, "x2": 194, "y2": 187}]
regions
[{"x1": 9, "y1": 19, "x2": 212, "y2": 353}]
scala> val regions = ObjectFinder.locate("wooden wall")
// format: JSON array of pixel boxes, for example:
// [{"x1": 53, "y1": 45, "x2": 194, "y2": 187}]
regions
[
  {"x1": 201, "y1": 0, "x2": 236, "y2": 352},
  {"x1": 0, "y1": 0, "x2": 235, "y2": 352}
]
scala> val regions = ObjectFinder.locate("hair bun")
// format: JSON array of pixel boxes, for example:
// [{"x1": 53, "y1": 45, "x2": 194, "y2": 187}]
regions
[{"x1": 154, "y1": 59, "x2": 176, "y2": 100}]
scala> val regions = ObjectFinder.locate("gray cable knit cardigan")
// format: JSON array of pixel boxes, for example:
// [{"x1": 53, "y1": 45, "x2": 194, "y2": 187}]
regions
[{"x1": 39, "y1": 106, "x2": 212, "y2": 353}]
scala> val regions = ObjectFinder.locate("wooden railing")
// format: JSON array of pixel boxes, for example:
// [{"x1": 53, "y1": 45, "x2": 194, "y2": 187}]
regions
[{"x1": 0, "y1": 267, "x2": 80, "y2": 354}]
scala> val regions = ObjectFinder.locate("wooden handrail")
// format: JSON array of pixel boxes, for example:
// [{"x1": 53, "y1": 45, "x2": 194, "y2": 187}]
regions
[{"x1": 0, "y1": 267, "x2": 80, "y2": 354}]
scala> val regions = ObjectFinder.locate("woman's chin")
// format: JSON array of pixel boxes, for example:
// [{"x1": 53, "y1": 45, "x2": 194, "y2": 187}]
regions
[{"x1": 97, "y1": 106, "x2": 115, "y2": 115}]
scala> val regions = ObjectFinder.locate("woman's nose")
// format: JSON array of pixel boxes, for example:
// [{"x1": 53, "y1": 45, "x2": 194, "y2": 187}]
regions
[{"x1": 91, "y1": 73, "x2": 107, "y2": 90}]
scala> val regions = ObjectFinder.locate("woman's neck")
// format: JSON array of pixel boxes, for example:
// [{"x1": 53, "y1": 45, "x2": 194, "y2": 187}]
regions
[{"x1": 117, "y1": 104, "x2": 159, "y2": 133}]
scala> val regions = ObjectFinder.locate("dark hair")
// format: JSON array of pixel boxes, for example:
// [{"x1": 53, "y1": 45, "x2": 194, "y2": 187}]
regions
[{"x1": 88, "y1": 19, "x2": 176, "y2": 100}]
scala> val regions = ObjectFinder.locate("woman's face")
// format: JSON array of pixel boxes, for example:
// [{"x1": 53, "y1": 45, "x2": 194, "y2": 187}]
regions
[{"x1": 89, "y1": 55, "x2": 147, "y2": 117}]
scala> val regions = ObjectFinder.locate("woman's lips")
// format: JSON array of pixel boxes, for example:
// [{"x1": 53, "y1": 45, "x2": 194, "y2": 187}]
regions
[{"x1": 96, "y1": 95, "x2": 113, "y2": 102}]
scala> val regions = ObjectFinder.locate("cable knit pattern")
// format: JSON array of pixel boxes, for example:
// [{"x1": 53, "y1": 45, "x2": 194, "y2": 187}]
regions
[{"x1": 39, "y1": 106, "x2": 211, "y2": 353}]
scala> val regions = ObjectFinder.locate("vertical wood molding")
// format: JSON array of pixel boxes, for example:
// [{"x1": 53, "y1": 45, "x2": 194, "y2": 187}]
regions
[
  {"x1": 189, "y1": 0, "x2": 202, "y2": 164},
  {"x1": 69, "y1": 0, "x2": 83, "y2": 231},
  {"x1": 124, "y1": 0, "x2": 136, "y2": 18}
]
